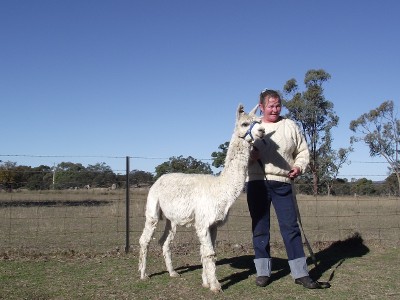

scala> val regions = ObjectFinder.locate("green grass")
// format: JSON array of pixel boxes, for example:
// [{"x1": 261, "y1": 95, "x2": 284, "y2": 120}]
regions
[{"x1": 1, "y1": 241, "x2": 399, "y2": 300}]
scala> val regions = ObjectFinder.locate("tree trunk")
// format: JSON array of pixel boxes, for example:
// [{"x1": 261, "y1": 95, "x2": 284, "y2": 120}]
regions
[
  {"x1": 313, "y1": 171, "x2": 318, "y2": 195},
  {"x1": 327, "y1": 183, "x2": 331, "y2": 196}
]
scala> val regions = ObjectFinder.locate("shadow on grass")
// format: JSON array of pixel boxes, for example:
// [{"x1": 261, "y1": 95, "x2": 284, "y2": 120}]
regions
[
  {"x1": 309, "y1": 232, "x2": 370, "y2": 282},
  {"x1": 217, "y1": 232, "x2": 369, "y2": 290},
  {"x1": 147, "y1": 232, "x2": 369, "y2": 291},
  {"x1": 149, "y1": 262, "x2": 202, "y2": 278}
]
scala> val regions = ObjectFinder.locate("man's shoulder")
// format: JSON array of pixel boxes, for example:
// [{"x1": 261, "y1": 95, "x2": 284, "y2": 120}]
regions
[
  {"x1": 280, "y1": 118, "x2": 303, "y2": 136},
  {"x1": 281, "y1": 118, "x2": 298, "y2": 127}
]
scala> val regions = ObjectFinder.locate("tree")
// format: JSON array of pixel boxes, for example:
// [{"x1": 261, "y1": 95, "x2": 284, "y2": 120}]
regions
[
  {"x1": 0, "y1": 161, "x2": 17, "y2": 191},
  {"x1": 12, "y1": 165, "x2": 31, "y2": 189},
  {"x1": 86, "y1": 162, "x2": 116, "y2": 187},
  {"x1": 332, "y1": 178, "x2": 352, "y2": 196},
  {"x1": 54, "y1": 162, "x2": 86, "y2": 189},
  {"x1": 154, "y1": 155, "x2": 212, "y2": 180},
  {"x1": 211, "y1": 142, "x2": 229, "y2": 169},
  {"x1": 352, "y1": 178, "x2": 377, "y2": 196},
  {"x1": 350, "y1": 100, "x2": 400, "y2": 196},
  {"x1": 319, "y1": 131, "x2": 353, "y2": 196},
  {"x1": 25, "y1": 165, "x2": 53, "y2": 190},
  {"x1": 384, "y1": 173, "x2": 399, "y2": 196},
  {"x1": 129, "y1": 170, "x2": 154, "y2": 187},
  {"x1": 283, "y1": 69, "x2": 342, "y2": 195}
]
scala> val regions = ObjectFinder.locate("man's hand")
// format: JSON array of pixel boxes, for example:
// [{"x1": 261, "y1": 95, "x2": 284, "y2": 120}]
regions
[
  {"x1": 288, "y1": 166, "x2": 301, "y2": 179},
  {"x1": 250, "y1": 147, "x2": 260, "y2": 161}
]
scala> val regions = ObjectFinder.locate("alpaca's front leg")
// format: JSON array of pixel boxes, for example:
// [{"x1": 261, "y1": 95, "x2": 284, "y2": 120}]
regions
[
  {"x1": 201, "y1": 225, "x2": 218, "y2": 288},
  {"x1": 200, "y1": 245, "x2": 209, "y2": 288},
  {"x1": 196, "y1": 226, "x2": 221, "y2": 292}
]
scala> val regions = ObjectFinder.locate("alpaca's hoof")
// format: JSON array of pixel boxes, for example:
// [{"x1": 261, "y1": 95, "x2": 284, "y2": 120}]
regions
[
  {"x1": 170, "y1": 271, "x2": 180, "y2": 278},
  {"x1": 210, "y1": 282, "x2": 222, "y2": 293},
  {"x1": 140, "y1": 274, "x2": 150, "y2": 280},
  {"x1": 210, "y1": 286, "x2": 222, "y2": 293},
  {"x1": 202, "y1": 283, "x2": 210, "y2": 288}
]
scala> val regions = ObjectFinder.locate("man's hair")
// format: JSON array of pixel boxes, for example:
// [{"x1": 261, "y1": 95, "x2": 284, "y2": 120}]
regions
[{"x1": 259, "y1": 89, "x2": 281, "y2": 106}]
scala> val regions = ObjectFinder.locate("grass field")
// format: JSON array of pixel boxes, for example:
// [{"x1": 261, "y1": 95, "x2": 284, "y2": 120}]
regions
[
  {"x1": 0, "y1": 190, "x2": 399, "y2": 299},
  {"x1": 1, "y1": 241, "x2": 399, "y2": 299}
]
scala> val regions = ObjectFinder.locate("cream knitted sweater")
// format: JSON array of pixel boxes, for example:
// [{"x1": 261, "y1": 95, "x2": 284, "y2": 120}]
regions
[{"x1": 247, "y1": 118, "x2": 310, "y2": 183}]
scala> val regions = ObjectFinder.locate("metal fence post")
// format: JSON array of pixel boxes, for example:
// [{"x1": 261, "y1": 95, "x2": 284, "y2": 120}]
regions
[{"x1": 125, "y1": 156, "x2": 130, "y2": 253}]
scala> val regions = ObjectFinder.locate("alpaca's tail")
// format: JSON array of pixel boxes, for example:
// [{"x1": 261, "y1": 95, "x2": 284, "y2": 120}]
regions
[{"x1": 144, "y1": 190, "x2": 162, "y2": 221}]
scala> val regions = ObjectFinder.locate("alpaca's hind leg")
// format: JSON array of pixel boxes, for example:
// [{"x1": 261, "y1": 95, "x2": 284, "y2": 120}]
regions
[
  {"x1": 159, "y1": 219, "x2": 179, "y2": 277},
  {"x1": 138, "y1": 217, "x2": 158, "y2": 279},
  {"x1": 196, "y1": 226, "x2": 221, "y2": 292}
]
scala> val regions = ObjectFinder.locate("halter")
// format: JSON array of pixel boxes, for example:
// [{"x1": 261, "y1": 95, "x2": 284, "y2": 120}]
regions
[{"x1": 243, "y1": 121, "x2": 260, "y2": 143}]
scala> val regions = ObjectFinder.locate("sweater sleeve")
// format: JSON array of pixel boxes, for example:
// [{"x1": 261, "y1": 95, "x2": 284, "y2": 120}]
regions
[{"x1": 290, "y1": 120, "x2": 310, "y2": 174}]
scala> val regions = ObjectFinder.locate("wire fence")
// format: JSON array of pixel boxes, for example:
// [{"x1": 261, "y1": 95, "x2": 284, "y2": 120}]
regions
[{"x1": 0, "y1": 155, "x2": 399, "y2": 256}]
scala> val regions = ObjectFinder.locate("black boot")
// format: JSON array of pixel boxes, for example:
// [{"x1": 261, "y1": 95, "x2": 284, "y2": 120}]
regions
[
  {"x1": 255, "y1": 276, "x2": 270, "y2": 287},
  {"x1": 294, "y1": 276, "x2": 320, "y2": 289}
]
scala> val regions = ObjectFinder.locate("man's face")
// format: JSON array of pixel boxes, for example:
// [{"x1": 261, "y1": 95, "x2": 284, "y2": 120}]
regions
[{"x1": 260, "y1": 97, "x2": 281, "y2": 123}]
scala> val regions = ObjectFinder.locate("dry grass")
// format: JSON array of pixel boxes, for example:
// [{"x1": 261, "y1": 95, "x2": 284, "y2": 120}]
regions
[{"x1": 0, "y1": 189, "x2": 399, "y2": 253}]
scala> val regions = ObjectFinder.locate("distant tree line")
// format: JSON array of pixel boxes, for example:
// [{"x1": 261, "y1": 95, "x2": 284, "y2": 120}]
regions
[
  {"x1": 0, "y1": 156, "x2": 212, "y2": 191},
  {"x1": 0, "y1": 158, "x2": 397, "y2": 196},
  {"x1": 295, "y1": 175, "x2": 398, "y2": 196},
  {"x1": 0, "y1": 161, "x2": 122, "y2": 190}
]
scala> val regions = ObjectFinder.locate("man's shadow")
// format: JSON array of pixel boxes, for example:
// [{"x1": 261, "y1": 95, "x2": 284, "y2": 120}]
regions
[{"x1": 214, "y1": 232, "x2": 369, "y2": 290}]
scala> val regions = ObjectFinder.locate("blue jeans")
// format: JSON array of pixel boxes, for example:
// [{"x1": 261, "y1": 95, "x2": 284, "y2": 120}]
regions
[{"x1": 246, "y1": 180, "x2": 306, "y2": 261}]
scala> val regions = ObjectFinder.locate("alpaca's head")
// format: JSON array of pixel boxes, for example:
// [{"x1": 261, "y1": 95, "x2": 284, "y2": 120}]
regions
[{"x1": 236, "y1": 104, "x2": 264, "y2": 143}]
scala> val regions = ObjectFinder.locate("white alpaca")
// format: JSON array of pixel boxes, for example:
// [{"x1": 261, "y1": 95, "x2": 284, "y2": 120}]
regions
[{"x1": 138, "y1": 104, "x2": 263, "y2": 292}]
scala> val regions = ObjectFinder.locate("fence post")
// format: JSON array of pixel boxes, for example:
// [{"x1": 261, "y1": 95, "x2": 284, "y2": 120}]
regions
[{"x1": 125, "y1": 156, "x2": 130, "y2": 253}]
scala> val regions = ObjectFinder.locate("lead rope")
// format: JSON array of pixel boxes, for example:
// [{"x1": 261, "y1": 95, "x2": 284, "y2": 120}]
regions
[{"x1": 290, "y1": 178, "x2": 317, "y2": 268}]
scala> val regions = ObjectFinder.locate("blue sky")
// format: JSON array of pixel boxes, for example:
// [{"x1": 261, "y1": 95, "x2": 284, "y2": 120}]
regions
[{"x1": 1, "y1": 0, "x2": 398, "y2": 180}]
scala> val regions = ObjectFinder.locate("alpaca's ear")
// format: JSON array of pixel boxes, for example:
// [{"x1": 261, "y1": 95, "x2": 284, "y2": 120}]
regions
[
  {"x1": 249, "y1": 104, "x2": 258, "y2": 116},
  {"x1": 237, "y1": 104, "x2": 245, "y2": 117}
]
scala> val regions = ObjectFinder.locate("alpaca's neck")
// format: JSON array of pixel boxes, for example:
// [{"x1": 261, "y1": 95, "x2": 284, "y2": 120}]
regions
[
  {"x1": 216, "y1": 134, "x2": 251, "y2": 215},
  {"x1": 221, "y1": 133, "x2": 251, "y2": 178}
]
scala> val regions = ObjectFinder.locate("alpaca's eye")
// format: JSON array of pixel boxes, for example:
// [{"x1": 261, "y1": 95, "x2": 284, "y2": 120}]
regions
[{"x1": 242, "y1": 122, "x2": 249, "y2": 127}]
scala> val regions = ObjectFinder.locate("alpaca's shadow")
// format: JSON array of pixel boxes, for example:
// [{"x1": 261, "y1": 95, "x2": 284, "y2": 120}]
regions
[
  {"x1": 150, "y1": 264, "x2": 202, "y2": 278},
  {"x1": 218, "y1": 232, "x2": 369, "y2": 290},
  {"x1": 150, "y1": 232, "x2": 369, "y2": 291}
]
